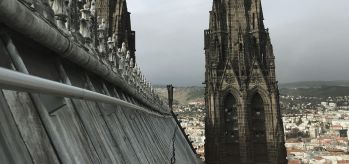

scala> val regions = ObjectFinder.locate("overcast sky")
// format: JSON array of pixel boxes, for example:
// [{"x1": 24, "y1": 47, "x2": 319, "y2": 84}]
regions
[{"x1": 127, "y1": 0, "x2": 349, "y2": 86}]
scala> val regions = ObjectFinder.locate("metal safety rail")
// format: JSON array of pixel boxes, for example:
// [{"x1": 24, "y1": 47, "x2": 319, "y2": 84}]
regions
[{"x1": 0, "y1": 67, "x2": 171, "y2": 118}]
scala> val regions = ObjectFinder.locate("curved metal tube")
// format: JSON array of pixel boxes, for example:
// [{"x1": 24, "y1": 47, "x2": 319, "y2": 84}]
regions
[
  {"x1": 0, "y1": 0, "x2": 170, "y2": 114},
  {"x1": 0, "y1": 67, "x2": 170, "y2": 117}
]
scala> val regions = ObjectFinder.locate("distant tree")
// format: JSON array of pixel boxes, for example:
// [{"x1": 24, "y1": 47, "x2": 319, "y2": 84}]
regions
[
  {"x1": 286, "y1": 128, "x2": 309, "y2": 139},
  {"x1": 287, "y1": 129, "x2": 295, "y2": 138}
]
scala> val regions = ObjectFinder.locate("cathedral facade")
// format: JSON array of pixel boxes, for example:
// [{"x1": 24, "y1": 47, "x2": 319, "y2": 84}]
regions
[{"x1": 204, "y1": 0, "x2": 287, "y2": 163}]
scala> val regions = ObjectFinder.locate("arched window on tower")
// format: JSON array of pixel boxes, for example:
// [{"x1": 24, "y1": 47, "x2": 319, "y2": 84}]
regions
[
  {"x1": 222, "y1": 93, "x2": 240, "y2": 160},
  {"x1": 250, "y1": 93, "x2": 268, "y2": 163}
]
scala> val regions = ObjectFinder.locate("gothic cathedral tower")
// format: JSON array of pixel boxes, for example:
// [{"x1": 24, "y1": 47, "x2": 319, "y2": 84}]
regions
[{"x1": 204, "y1": 0, "x2": 287, "y2": 163}]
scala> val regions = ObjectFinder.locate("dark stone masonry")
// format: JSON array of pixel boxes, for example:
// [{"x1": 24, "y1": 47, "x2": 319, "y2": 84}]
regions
[{"x1": 204, "y1": 0, "x2": 287, "y2": 163}]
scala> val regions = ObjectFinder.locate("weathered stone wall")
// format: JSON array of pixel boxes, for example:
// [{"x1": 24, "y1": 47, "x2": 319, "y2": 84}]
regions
[{"x1": 0, "y1": 30, "x2": 200, "y2": 164}]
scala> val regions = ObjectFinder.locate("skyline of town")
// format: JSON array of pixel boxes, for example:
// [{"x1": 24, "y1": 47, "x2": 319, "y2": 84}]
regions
[{"x1": 172, "y1": 91, "x2": 349, "y2": 163}]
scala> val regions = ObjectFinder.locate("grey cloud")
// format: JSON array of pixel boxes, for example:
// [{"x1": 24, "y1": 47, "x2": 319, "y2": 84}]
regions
[{"x1": 127, "y1": 0, "x2": 349, "y2": 86}]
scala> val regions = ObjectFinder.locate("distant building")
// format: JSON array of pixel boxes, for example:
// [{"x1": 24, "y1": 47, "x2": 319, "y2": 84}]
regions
[
  {"x1": 288, "y1": 159, "x2": 301, "y2": 164},
  {"x1": 310, "y1": 127, "x2": 319, "y2": 138},
  {"x1": 321, "y1": 102, "x2": 328, "y2": 107},
  {"x1": 329, "y1": 102, "x2": 337, "y2": 108},
  {"x1": 339, "y1": 129, "x2": 348, "y2": 138}
]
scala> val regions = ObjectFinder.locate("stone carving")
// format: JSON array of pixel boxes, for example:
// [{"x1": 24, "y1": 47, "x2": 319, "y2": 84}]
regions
[
  {"x1": 44, "y1": 0, "x2": 165, "y2": 108},
  {"x1": 107, "y1": 37, "x2": 115, "y2": 64},
  {"x1": 126, "y1": 51, "x2": 130, "y2": 62},
  {"x1": 130, "y1": 58, "x2": 134, "y2": 68},
  {"x1": 224, "y1": 73, "x2": 235, "y2": 84},
  {"x1": 97, "y1": 18, "x2": 107, "y2": 59},
  {"x1": 90, "y1": 0, "x2": 95, "y2": 16},
  {"x1": 112, "y1": 33, "x2": 118, "y2": 49},
  {"x1": 80, "y1": 4, "x2": 91, "y2": 45},
  {"x1": 52, "y1": 0, "x2": 69, "y2": 29},
  {"x1": 121, "y1": 42, "x2": 127, "y2": 54}
]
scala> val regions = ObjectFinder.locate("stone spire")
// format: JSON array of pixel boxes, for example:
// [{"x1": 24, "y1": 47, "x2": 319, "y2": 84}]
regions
[{"x1": 204, "y1": 0, "x2": 287, "y2": 163}]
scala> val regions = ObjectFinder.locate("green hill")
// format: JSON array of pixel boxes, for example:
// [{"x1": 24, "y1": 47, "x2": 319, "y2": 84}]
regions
[
  {"x1": 280, "y1": 86, "x2": 349, "y2": 97},
  {"x1": 155, "y1": 86, "x2": 204, "y2": 105},
  {"x1": 279, "y1": 80, "x2": 349, "y2": 89},
  {"x1": 154, "y1": 81, "x2": 349, "y2": 105}
]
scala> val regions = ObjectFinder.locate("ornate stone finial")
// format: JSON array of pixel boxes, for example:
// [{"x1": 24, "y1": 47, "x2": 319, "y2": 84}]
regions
[
  {"x1": 124, "y1": 55, "x2": 129, "y2": 70},
  {"x1": 142, "y1": 75, "x2": 146, "y2": 84},
  {"x1": 133, "y1": 64, "x2": 138, "y2": 75},
  {"x1": 98, "y1": 41, "x2": 106, "y2": 55},
  {"x1": 131, "y1": 64, "x2": 138, "y2": 88},
  {"x1": 139, "y1": 74, "x2": 143, "y2": 83},
  {"x1": 81, "y1": 4, "x2": 90, "y2": 20},
  {"x1": 130, "y1": 58, "x2": 135, "y2": 68},
  {"x1": 126, "y1": 51, "x2": 130, "y2": 61},
  {"x1": 90, "y1": 0, "x2": 96, "y2": 16},
  {"x1": 147, "y1": 82, "x2": 151, "y2": 92},
  {"x1": 137, "y1": 67, "x2": 141, "y2": 76},
  {"x1": 116, "y1": 48, "x2": 122, "y2": 65},
  {"x1": 99, "y1": 18, "x2": 106, "y2": 30},
  {"x1": 52, "y1": 0, "x2": 69, "y2": 29},
  {"x1": 97, "y1": 18, "x2": 106, "y2": 55},
  {"x1": 128, "y1": 63, "x2": 137, "y2": 85},
  {"x1": 134, "y1": 66, "x2": 139, "y2": 86},
  {"x1": 107, "y1": 37, "x2": 115, "y2": 63},
  {"x1": 142, "y1": 79, "x2": 147, "y2": 93},
  {"x1": 113, "y1": 53, "x2": 118, "y2": 68},
  {"x1": 80, "y1": 3, "x2": 91, "y2": 44},
  {"x1": 30, "y1": 3, "x2": 35, "y2": 9},
  {"x1": 107, "y1": 37, "x2": 114, "y2": 50},
  {"x1": 118, "y1": 53, "x2": 124, "y2": 70},
  {"x1": 137, "y1": 73, "x2": 142, "y2": 81},
  {"x1": 111, "y1": 33, "x2": 116, "y2": 42},
  {"x1": 112, "y1": 33, "x2": 119, "y2": 48},
  {"x1": 121, "y1": 42, "x2": 127, "y2": 54},
  {"x1": 107, "y1": 37, "x2": 113, "y2": 44},
  {"x1": 64, "y1": 0, "x2": 72, "y2": 30},
  {"x1": 123, "y1": 52, "x2": 130, "y2": 75}
]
